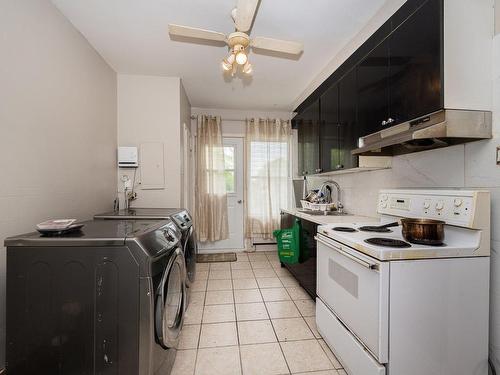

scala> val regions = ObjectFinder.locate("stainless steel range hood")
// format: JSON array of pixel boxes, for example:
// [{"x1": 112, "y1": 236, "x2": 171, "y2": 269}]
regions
[{"x1": 352, "y1": 109, "x2": 492, "y2": 156}]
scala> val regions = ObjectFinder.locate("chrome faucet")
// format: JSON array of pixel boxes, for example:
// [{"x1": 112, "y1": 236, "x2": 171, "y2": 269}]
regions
[{"x1": 318, "y1": 180, "x2": 343, "y2": 213}]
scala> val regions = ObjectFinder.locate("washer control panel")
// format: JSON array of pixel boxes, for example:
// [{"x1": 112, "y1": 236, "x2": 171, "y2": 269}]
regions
[{"x1": 377, "y1": 190, "x2": 479, "y2": 227}]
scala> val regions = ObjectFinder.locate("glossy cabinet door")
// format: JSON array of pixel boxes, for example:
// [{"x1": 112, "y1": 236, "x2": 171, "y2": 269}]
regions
[
  {"x1": 389, "y1": 0, "x2": 443, "y2": 125},
  {"x1": 297, "y1": 100, "x2": 320, "y2": 175},
  {"x1": 319, "y1": 84, "x2": 340, "y2": 173},
  {"x1": 280, "y1": 211, "x2": 317, "y2": 298},
  {"x1": 357, "y1": 34, "x2": 390, "y2": 136},
  {"x1": 338, "y1": 68, "x2": 358, "y2": 169}
]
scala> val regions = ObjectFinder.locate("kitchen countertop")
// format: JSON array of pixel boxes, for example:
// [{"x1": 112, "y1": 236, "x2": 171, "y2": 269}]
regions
[{"x1": 281, "y1": 208, "x2": 379, "y2": 225}]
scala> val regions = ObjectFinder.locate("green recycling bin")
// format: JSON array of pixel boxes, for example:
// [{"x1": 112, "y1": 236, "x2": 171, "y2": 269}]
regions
[{"x1": 273, "y1": 218, "x2": 301, "y2": 264}]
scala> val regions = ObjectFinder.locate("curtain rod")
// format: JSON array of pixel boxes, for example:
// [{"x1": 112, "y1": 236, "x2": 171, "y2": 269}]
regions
[{"x1": 190, "y1": 115, "x2": 289, "y2": 122}]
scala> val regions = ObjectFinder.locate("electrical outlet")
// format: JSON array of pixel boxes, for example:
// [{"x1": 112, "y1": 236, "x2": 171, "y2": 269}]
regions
[
  {"x1": 497, "y1": 147, "x2": 500, "y2": 165},
  {"x1": 127, "y1": 191, "x2": 137, "y2": 201}
]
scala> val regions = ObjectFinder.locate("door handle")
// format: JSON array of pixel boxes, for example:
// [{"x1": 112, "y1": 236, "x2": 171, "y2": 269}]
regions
[{"x1": 237, "y1": 200, "x2": 243, "y2": 204}]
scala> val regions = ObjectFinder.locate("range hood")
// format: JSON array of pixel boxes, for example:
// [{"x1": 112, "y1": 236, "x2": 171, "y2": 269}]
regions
[{"x1": 352, "y1": 109, "x2": 492, "y2": 156}]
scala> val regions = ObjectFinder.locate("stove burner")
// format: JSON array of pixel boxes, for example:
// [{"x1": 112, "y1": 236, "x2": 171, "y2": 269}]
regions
[
  {"x1": 365, "y1": 237, "x2": 412, "y2": 248},
  {"x1": 332, "y1": 226, "x2": 357, "y2": 232},
  {"x1": 359, "y1": 225, "x2": 393, "y2": 233}
]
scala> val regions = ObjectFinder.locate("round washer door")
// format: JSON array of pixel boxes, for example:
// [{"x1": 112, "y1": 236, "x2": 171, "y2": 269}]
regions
[
  {"x1": 155, "y1": 248, "x2": 186, "y2": 349},
  {"x1": 183, "y1": 227, "x2": 197, "y2": 286}
]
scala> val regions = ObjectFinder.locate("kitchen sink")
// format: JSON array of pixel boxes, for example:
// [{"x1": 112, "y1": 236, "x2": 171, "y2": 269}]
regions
[{"x1": 298, "y1": 210, "x2": 350, "y2": 216}]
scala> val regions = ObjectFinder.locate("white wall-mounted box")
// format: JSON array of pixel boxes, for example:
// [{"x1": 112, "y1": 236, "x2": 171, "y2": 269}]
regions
[
  {"x1": 140, "y1": 142, "x2": 165, "y2": 190},
  {"x1": 118, "y1": 146, "x2": 138, "y2": 168}
]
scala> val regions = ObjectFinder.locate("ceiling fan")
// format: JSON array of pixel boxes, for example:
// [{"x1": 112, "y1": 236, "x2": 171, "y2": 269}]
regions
[{"x1": 168, "y1": 0, "x2": 303, "y2": 75}]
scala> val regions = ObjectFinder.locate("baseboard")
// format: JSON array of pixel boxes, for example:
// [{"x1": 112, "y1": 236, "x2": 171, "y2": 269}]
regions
[
  {"x1": 198, "y1": 248, "x2": 246, "y2": 254},
  {"x1": 250, "y1": 243, "x2": 277, "y2": 252}
]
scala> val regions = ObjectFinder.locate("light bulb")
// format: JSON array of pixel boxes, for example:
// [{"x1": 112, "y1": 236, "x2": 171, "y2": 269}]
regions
[
  {"x1": 235, "y1": 51, "x2": 247, "y2": 65},
  {"x1": 221, "y1": 60, "x2": 232, "y2": 71},
  {"x1": 221, "y1": 54, "x2": 235, "y2": 71},
  {"x1": 243, "y1": 61, "x2": 253, "y2": 74}
]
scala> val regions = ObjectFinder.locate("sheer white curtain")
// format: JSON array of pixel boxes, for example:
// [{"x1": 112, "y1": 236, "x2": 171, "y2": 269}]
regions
[
  {"x1": 245, "y1": 118, "x2": 291, "y2": 239},
  {"x1": 195, "y1": 115, "x2": 229, "y2": 242}
]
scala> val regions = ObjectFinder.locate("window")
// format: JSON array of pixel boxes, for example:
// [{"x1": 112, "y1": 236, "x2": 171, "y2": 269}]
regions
[
  {"x1": 223, "y1": 146, "x2": 235, "y2": 194},
  {"x1": 248, "y1": 141, "x2": 289, "y2": 218}
]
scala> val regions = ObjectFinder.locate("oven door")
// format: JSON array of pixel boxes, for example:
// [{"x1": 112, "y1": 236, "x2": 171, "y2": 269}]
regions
[{"x1": 316, "y1": 234, "x2": 389, "y2": 363}]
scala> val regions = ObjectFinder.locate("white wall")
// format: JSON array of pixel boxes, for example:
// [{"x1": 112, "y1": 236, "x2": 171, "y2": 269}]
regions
[
  {"x1": 180, "y1": 82, "x2": 193, "y2": 211},
  {"x1": 0, "y1": 0, "x2": 117, "y2": 368},
  {"x1": 117, "y1": 75, "x2": 190, "y2": 208},
  {"x1": 496, "y1": 0, "x2": 500, "y2": 35},
  {"x1": 306, "y1": 33, "x2": 500, "y2": 371}
]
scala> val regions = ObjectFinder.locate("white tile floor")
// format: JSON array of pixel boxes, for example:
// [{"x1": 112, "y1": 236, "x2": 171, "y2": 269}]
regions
[{"x1": 172, "y1": 252, "x2": 347, "y2": 375}]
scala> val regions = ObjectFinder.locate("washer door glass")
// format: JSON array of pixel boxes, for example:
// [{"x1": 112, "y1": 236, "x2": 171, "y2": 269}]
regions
[
  {"x1": 164, "y1": 262, "x2": 182, "y2": 329},
  {"x1": 184, "y1": 227, "x2": 197, "y2": 285},
  {"x1": 155, "y1": 252, "x2": 184, "y2": 349}
]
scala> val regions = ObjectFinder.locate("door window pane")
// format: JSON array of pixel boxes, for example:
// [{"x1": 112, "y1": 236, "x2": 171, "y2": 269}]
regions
[
  {"x1": 223, "y1": 146, "x2": 235, "y2": 193},
  {"x1": 224, "y1": 170, "x2": 235, "y2": 193}
]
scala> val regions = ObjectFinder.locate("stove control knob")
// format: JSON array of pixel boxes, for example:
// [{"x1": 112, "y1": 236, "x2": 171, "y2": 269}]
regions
[
  {"x1": 454, "y1": 198, "x2": 463, "y2": 207},
  {"x1": 423, "y1": 201, "x2": 431, "y2": 209},
  {"x1": 380, "y1": 201, "x2": 388, "y2": 208},
  {"x1": 435, "y1": 202, "x2": 444, "y2": 211},
  {"x1": 381, "y1": 194, "x2": 388, "y2": 201}
]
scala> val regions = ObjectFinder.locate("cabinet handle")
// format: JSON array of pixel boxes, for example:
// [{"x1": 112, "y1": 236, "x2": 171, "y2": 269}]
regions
[
  {"x1": 381, "y1": 120, "x2": 387, "y2": 126},
  {"x1": 387, "y1": 118, "x2": 394, "y2": 124},
  {"x1": 315, "y1": 168, "x2": 322, "y2": 173}
]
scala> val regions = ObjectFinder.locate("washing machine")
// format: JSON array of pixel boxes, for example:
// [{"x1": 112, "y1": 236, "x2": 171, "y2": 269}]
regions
[
  {"x1": 5, "y1": 218, "x2": 186, "y2": 375},
  {"x1": 95, "y1": 208, "x2": 197, "y2": 294},
  {"x1": 170, "y1": 210, "x2": 197, "y2": 290}
]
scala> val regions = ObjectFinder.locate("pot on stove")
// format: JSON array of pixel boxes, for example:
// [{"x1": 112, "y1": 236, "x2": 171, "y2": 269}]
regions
[{"x1": 400, "y1": 218, "x2": 445, "y2": 246}]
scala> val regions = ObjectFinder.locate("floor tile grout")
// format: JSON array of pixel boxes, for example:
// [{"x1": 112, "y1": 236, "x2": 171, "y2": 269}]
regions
[
  {"x1": 258, "y1": 280, "x2": 293, "y2": 375},
  {"x1": 181, "y1": 255, "x2": 343, "y2": 375}
]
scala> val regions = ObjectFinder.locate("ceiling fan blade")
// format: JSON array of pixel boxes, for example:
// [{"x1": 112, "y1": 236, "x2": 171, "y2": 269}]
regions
[
  {"x1": 251, "y1": 37, "x2": 303, "y2": 55},
  {"x1": 235, "y1": 0, "x2": 260, "y2": 32},
  {"x1": 168, "y1": 24, "x2": 227, "y2": 43}
]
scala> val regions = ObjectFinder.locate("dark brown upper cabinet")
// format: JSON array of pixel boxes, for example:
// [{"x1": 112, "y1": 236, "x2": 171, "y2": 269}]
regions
[
  {"x1": 338, "y1": 68, "x2": 358, "y2": 170},
  {"x1": 294, "y1": 0, "x2": 447, "y2": 174},
  {"x1": 319, "y1": 84, "x2": 340, "y2": 173},
  {"x1": 356, "y1": 33, "x2": 391, "y2": 135},
  {"x1": 388, "y1": 0, "x2": 443, "y2": 126},
  {"x1": 295, "y1": 100, "x2": 320, "y2": 176},
  {"x1": 356, "y1": 0, "x2": 443, "y2": 134}
]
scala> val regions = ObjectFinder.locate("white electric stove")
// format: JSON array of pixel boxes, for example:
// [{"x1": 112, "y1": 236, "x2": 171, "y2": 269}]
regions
[{"x1": 315, "y1": 189, "x2": 490, "y2": 375}]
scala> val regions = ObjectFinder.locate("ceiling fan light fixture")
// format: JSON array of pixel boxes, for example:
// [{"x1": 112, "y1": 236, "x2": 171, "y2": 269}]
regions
[
  {"x1": 235, "y1": 51, "x2": 248, "y2": 65},
  {"x1": 222, "y1": 53, "x2": 235, "y2": 71},
  {"x1": 243, "y1": 61, "x2": 253, "y2": 74},
  {"x1": 221, "y1": 60, "x2": 232, "y2": 71},
  {"x1": 168, "y1": 0, "x2": 304, "y2": 78}
]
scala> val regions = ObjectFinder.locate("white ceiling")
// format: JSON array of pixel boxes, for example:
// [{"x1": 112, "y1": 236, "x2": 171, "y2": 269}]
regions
[{"x1": 51, "y1": 0, "x2": 386, "y2": 111}]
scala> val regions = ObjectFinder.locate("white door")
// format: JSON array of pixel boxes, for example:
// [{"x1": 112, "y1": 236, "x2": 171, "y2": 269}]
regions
[{"x1": 199, "y1": 137, "x2": 245, "y2": 250}]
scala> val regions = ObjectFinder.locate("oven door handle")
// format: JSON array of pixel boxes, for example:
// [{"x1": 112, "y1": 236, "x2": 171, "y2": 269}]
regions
[{"x1": 316, "y1": 235, "x2": 379, "y2": 271}]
